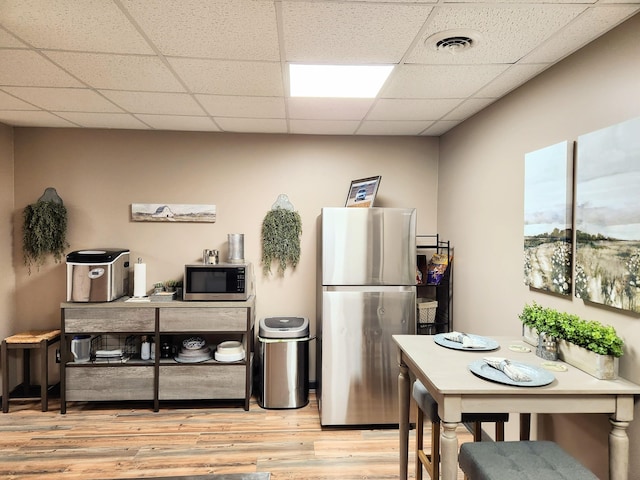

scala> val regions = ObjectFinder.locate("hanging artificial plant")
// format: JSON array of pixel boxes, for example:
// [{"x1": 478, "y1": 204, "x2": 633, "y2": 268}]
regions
[
  {"x1": 261, "y1": 206, "x2": 302, "y2": 276},
  {"x1": 23, "y1": 188, "x2": 69, "y2": 273}
]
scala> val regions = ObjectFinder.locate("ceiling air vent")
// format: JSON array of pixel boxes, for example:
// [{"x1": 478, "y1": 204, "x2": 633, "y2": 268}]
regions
[
  {"x1": 426, "y1": 29, "x2": 482, "y2": 55},
  {"x1": 436, "y1": 36, "x2": 474, "y2": 53}
]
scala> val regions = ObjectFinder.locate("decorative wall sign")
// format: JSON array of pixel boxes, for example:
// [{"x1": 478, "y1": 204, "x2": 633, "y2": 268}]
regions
[
  {"x1": 131, "y1": 203, "x2": 216, "y2": 223},
  {"x1": 575, "y1": 116, "x2": 640, "y2": 312},
  {"x1": 345, "y1": 176, "x2": 381, "y2": 208},
  {"x1": 523, "y1": 141, "x2": 573, "y2": 296}
]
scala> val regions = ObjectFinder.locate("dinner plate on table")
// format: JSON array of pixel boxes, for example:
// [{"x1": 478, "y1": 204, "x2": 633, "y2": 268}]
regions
[
  {"x1": 468, "y1": 359, "x2": 555, "y2": 387},
  {"x1": 433, "y1": 333, "x2": 499, "y2": 351}
]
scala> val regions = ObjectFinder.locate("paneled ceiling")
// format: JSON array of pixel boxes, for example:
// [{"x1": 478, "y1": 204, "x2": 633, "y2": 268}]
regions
[{"x1": 0, "y1": 0, "x2": 638, "y2": 136}]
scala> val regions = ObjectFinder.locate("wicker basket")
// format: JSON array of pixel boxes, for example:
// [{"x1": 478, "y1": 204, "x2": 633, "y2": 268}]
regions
[{"x1": 417, "y1": 299, "x2": 438, "y2": 324}]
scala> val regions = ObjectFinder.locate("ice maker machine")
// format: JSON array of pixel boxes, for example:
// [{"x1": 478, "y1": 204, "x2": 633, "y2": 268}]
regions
[{"x1": 66, "y1": 249, "x2": 130, "y2": 302}]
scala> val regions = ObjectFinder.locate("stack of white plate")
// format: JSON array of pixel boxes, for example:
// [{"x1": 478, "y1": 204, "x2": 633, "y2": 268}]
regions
[
  {"x1": 175, "y1": 336, "x2": 212, "y2": 363},
  {"x1": 214, "y1": 341, "x2": 245, "y2": 362}
]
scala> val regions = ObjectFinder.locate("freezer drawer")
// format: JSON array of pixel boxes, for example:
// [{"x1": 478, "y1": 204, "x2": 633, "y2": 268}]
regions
[{"x1": 319, "y1": 286, "x2": 415, "y2": 426}]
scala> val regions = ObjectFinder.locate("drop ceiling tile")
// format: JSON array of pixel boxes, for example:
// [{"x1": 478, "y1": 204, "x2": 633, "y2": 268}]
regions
[
  {"x1": 474, "y1": 63, "x2": 549, "y2": 97},
  {"x1": 442, "y1": 98, "x2": 497, "y2": 121},
  {"x1": 0, "y1": 50, "x2": 83, "y2": 87},
  {"x1": 521, "y1": 6, "x2": 640, "y2": 64},
  {"x1": 3, "y1": 87, "x2": 122, "y2": 112},
  {"x1": 121, "y1": 0, "x2": 280, "y2": 61},
  {"x1": 55, "y1": 112, "x2": 149, "y2": 129},
  {"x1": 0, "y1": 28, "x2": 26, "y2": 48},
  {"x1": 361, "y1": 0, "x2": 438, "y2": 3},
  {"x1": 421, "y1": 120, "x2": 461, "y2": 136},
  {"x1": 169, "y1": 58, "x2": 284, "y2": 96},
  {"x1": 290, "y1": 119, "x2": 360, "y2": 135},
  {"x1": 0, "y1": 90, "x2": 38, "y2": 110},
  {"x1": 0, "y1": 110, "x2": 76, "y2": 127},
  {"x1": 45, "y1": 52, "x2": 185, "y2": 92},
  {"x1": 406, "y1": 5, "x2": 585, "y2": 65},
  {"x1": 442, "y1": 0, "x2": 594, "y2": 4},
  {"x1": 135, "y1": 114, "x2": 220, "y2": 132},
  {"x1": 196, "y1": 95, "x2": 286, "y2": 118},
  {"x1": 216, "y1": 117, "x2": 288, "y2": 134},
  {"x1": 288, "y1": 98, "x2": 374, "y2": 120},
  {"x1": 383, "y1": 64, "x2": 509, "y2": 98},
  {"x1": 100, "y1": 91, "x2": 204, "y2": 115},
  {"x1": 2, "y1": 0, "x2": 153, "y2": 54},
  {"x1": 357, "y1": 120, "x2": 434, "y2": 135},
  {"x1": 282, "y1": 1, "x2": 433, "y2": 62},
  {"x1": 368, "y1": 98, "x2": 461, "y2": 121}
]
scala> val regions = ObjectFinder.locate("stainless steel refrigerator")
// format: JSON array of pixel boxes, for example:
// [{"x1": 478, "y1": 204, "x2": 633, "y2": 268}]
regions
[{"x1": 317, "y1": 207, "x2": 416, "y2": 426}]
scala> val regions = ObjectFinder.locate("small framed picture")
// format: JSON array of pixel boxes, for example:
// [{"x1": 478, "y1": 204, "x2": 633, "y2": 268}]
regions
[{"x1": 345, "y1": 176, "x2": 382, "y2": 208}]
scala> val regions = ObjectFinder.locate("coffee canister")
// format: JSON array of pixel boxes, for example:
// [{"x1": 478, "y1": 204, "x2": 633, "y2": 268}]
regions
[{"x1": 228, "y1": 233, "x2": 244, "y2": 264}]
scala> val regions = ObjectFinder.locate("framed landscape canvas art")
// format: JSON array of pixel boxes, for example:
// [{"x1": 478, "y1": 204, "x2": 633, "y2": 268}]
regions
[
  {"x1": 575, "y1": 116, "x2": 640, "y2": 312},
  {"x1": 131, "y1": 203, "x2": 216, "y2": 222},
  {"x1": 523, "y1": 141, "x2": 573, "y2": 296}
]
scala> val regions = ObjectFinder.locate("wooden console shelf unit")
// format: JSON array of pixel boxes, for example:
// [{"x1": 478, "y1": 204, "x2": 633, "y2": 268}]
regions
[{"x1": 60, "y1": 296, "x2": 255, "y2": 413}]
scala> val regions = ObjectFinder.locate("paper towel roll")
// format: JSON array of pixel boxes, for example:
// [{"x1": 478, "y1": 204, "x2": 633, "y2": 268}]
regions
[{"x1": 133, "y1": 262, "x2": 147, "y2": 297}]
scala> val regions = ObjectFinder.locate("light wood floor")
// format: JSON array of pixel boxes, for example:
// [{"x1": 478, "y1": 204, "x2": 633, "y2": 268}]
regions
[{"x1": 0, "y1": 392, "x2": 472, "y2": 479}]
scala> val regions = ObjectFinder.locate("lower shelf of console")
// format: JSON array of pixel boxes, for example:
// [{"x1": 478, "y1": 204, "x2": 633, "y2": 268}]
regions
[
  {"x1": 64, "y1": 363, "x2": 249, "y2": 403},
  {"x1": 158, "y1": 364, "x2": 246, "y2": 400},
  {"x1": 66, "y1": 366, "x2": 154, "y2": 401}
]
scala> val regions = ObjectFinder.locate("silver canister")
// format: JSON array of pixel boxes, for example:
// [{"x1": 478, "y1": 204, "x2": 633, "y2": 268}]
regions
[{"x1": 228, "y1": 234, "x2": 244, "y2": 264}]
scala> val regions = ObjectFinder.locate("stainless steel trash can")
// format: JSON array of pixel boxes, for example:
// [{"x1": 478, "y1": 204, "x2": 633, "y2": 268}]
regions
[{"x1": 257, "y1": 316, "x2": 310, "y2": 409}]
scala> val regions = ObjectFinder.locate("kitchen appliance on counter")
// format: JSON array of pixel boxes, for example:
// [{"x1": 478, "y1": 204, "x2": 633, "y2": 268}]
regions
[
  {"x1": 318, "y1": 207, "x2": 416, "y2": 426},
  {"x1": 66, "y1": 249, "x2": 130, "y2": 302},
  {"x1": 183, "y1": 263, "x2": 253, "y2": 301}
]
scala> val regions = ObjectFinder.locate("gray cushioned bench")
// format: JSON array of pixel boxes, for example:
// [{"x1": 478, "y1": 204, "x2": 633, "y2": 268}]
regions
[{"x1": 459, "y1": 441, "x2": 598, "y2": 480}]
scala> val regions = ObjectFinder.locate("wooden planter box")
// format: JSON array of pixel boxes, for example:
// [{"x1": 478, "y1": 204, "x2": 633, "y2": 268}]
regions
[
  {"x1": 523, "y1": 325, "x2": 619, "y2": 379},
  {"x1": 557, "y1": 339, "x2": 619, "y2": 380},
  {"x1": 522, "y1": 325, "x2": 538, "y2": 347}
]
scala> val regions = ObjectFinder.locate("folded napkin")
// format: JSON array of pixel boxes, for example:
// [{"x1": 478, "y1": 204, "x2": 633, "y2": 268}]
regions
[
  {"x1": 95, "y1": 349, "x2": 123, "y2": 357},
  {"x1": 483, "y1": 356, "x2": 532, "y2": 382},
  {"x1": 443, "y1": 331, "x2": 485, "y2": 348}
]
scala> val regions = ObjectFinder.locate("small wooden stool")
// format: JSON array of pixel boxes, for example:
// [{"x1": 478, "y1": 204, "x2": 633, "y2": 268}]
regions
[{"x1": 2, "y1": 329, "x2": 61, "y2": 413}]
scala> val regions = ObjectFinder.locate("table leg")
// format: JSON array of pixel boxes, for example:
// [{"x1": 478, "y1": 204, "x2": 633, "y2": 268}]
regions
[
  {"x1": 22, "y1": 348, "x2": 31, "y2": 396},
  {"x1": 441, "y1": 421, "x2": 459, "y2": 480},
  {"x1": 1, "y1": 340, "x2": 8, "y2": 413},
  {"x1": 609, "y1": 418, "x2": 630, "y2": 480},
  {"x1": 520, "y1": 413, "x2": 531, "y2": 440},
  {"x1": 40, "y1": 339, "x2": 48, "y2": 412},
  {"x1": 398, "y1": 362, "x2": 410, "y2": 480}
]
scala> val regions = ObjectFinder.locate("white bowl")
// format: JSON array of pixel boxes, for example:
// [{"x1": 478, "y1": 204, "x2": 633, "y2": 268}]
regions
[
  {"x1": 216, "y1": 340, "x2": 243, "y2": 355},
  {"x1": 214, "y1": 350, "x2": 245, "y2": 362}
]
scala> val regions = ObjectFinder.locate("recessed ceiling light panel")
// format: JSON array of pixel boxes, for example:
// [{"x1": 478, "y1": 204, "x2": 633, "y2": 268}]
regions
[{"x1": 289, "y1": 64, "x2": 394, "y2": 98}]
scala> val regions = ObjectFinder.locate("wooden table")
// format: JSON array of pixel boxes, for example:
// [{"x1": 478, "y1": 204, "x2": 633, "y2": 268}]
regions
[{"x1": 393, "y1": 335, "x2": 640, "y2": 480}]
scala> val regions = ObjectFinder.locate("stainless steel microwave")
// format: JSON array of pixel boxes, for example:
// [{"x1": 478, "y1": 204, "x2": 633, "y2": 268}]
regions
[{"x1": 183, "y1": 263, "x2": 253, "y2": 301}]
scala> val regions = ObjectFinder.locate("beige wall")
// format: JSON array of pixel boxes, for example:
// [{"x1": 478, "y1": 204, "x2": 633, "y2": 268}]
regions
[
  {"x1": 0, "y1": 124, "x2": 16, "y2": 355},
  {"x1": 438, "y1": 14, "x2": 640, "y2": 479},
  {"x1": 10, "y1": 129, "x2": 438, "y2": 384}
]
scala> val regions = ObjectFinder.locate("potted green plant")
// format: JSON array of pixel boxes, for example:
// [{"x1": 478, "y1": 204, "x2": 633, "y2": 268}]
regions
[
  {"x1": 164, "y1": 280, "x2": 178, "y2": 293},
  {"x1": 22, "y1": 196, "x2": 69, "y2": 273},
  {"x1": 261, "y1": 207, "x2": 302, "y2": 275},
  {"x1": 519, "y1": 302, "x2": 623, "y2": 379}
]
